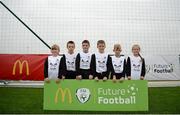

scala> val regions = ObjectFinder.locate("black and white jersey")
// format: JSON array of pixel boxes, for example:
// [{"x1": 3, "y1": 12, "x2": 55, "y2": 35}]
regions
[
  {"x1": 91, "y1": 52, "x2": 111, "y2": 78},
  {"x1": 79, "y1": 52, "x2": 92, "y2": 70},
  {"x1": 65, "y1": 53, "x2": 77, "y2": 71},
  {"x1": 44, "y1": 55, "x2": 62, "y2": 79},
  {"x1": 111, "y1": 55, "x2": 125, "y2": 73},
  {"x1": 95, "y1": 52, "x2": 109, "y2": 73},
  {"x1": 126, "y1": 55, "x2": 146, "y2": 80}
]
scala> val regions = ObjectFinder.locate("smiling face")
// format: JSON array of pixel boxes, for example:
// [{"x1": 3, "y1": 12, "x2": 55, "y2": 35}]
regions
[
  {"x1": 97, "y1": 43, "x2": 106, "y2": 53},
  {"x1": 51, "y1": 45, "x2": 60, "y2": 56},
  {"x1": 82, "y1": 43, "x2": 90, "y2": 53},
  {"x1": 132, "y1": 44, "x2": 140, "y2": 56},
  {"x1": 113, "y1": 44, "x2": 122, "y2": 56},
  {"x1": 67, "y1": 43, "x2": 75, "y2": 54}
]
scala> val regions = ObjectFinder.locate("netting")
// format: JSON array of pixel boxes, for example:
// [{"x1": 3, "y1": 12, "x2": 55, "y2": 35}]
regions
[{"x1": 0, "y1": 0, "x2": 180, "y2": 56}]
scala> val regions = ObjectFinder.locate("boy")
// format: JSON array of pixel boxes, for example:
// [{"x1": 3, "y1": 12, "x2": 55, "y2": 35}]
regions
[
  {"x1": 91, "y1": 40, "x2": 110, "y2": 81},
  {"x1": 61, "y1": 41, "x2": 78, "y2": 79},
  {"x1": 76, "y1": 40, "x2": 93, "y2": 79},
  {"x1": 110, "y1": 44, "x2": 126, "y2": 82},
  {"x1": 44, "y1": 44, "x2": 63, "y2": 83}
]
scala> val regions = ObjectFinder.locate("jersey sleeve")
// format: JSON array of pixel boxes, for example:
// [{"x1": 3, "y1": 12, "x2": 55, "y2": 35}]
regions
[
  {"x1": 106, "y1": 55, "x2": 111, "y2": 78},
  {"x1": 75, "y1": 53, "x2": 80, "y2": 76},
  {"x1": 109, "y1": 56, "x2": 115, "y2": 78},
  {"x1": 90, "y1": 54, "x2": 96, "y2": 78},
  {"x1": 126, "y1": 57, "x2": 131, "y2": 77},
  {"x1": 44, "y1": 57, "x2": 48, "y2": 79},
  {"x1": 141, "y1": 58, "x2": 146, "y2": 77},
  {"x1": 121, "y1": 58, "x2": 126, "y2": 78},
  {"x1": 61, "y1": 54, "x2": 67, "y2": 76},
  {"x1": 58, "y1": 57, "x2": 63, "y2": 79}
]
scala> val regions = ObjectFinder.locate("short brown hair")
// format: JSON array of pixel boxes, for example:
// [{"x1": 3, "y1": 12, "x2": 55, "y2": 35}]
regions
[
  {"x1": 67, "y1": 41, "x2": 75, "y2": 47},
  {"x1": 97, "y1": 40, "x2": 105, "y2": 46},
  {"x1": 82, "y1": 40, "x2": 90, "y2": 45}
]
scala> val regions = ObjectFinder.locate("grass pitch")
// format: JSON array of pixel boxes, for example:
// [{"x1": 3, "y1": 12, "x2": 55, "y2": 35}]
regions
[{"x1": 0, "y1": 87, "x2": 180, "y2": 114}]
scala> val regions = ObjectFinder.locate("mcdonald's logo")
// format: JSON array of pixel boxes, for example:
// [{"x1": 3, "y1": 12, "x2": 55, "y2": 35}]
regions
[
  {"x1": 12, "y1": 60, "x2": 29, "y2": 76},
  {"x1": 55, "y1": 86, "x2": 72, "y2": 104}
]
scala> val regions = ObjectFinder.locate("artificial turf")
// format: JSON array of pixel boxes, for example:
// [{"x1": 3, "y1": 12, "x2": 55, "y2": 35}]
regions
[{"x1": 0, "y1": 87, "x2": 180, "y2": 114}]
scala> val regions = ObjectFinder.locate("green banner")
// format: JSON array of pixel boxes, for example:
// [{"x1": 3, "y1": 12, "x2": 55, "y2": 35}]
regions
[{"x1": 44, "y1": 80, "x2": 148, "y2": 111}]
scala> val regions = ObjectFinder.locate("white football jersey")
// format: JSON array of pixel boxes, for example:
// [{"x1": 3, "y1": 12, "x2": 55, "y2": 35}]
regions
[
  {"x1": 111, "y1": 55, "x2": 125, "y2": 73},
  {"x1": 130, "y1": 55, "x2": 142, "y2": 80},
  {"x1": 65, "y1": 53, "x2": 77, "y2": 71},
  {"x1": 95, "y1": 52, "x2": 108, "y2": 73},
  {"x1": 79, "y1": 52, "x2": 92, "y2": 69},
  {"x1": 48, "y1": 56, "x2": 62, "y2": 79}
]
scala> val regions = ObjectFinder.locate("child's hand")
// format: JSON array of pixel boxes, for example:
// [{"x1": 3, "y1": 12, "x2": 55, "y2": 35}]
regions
[
  {"x1": 127, "y1": 76, "x2": 131, "y2": 80},
  {"x1": 76, "y1": 75, "x2": 82, "y2": 80},
  {"x1": 62, "y1": 76, "x2": 65, "y2": 80},
  {"x1": 56, "y1": 78, "x2": 60, "y2": 84},
  {"x1": 103, "y1": 77, "x2": 107, "y2": 81},
  {"x1": 112, "y1": 75, "x2": 116, "y2": 83},
  {"x1": 89, "y1": 75, "x2": 93, "y2": 79},
  {"x1": 95, "y1": 77, "x2": 99, "y2": 81},
  {"x1": 140, "y1": 76, "x2": 144, "y2": 80},
  {"x1": 45, "y1": 78, "x2": 50, "y2": 83}
]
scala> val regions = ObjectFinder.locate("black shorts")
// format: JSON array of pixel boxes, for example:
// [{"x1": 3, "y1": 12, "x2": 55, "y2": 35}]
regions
[
  {"x1": 65, "y1": 71, "x2": 76, "y2": 79},
  {"x1": 79, "y1": 69, "x2": 91, "y2": 79},
  {"x1": 95, "y1": 72, "x2": 108, "y2": 79},
  {"x1": 111, "y1": 73, "x2": 125, "y2": 79}
]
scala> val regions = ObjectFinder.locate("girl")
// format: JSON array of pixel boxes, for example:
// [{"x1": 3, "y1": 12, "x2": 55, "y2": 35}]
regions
[
  {"x1": 126, "y1": 44, "x2": 146, "y2": 80},
  {"x1": 44, "y1": 44, "x2": 63, "y2": 83}
]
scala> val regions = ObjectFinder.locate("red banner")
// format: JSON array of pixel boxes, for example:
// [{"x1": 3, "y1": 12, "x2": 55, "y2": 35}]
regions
[{"x1": 0, "y1": 54, "x2": 48, "y2": 81}]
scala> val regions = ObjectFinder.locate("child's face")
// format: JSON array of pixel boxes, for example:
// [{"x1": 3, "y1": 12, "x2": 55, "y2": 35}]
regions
[
  {"x1": 67, "y1": 43, "x2": 75, "y2": 53},
  {"x1": 51, "y1": 48, "x2": 59, "y2": 56},
  {"x1": 132, "y1": 46, "x2": 140, "y2": 56},
  {"x1": 113, "y1": 47, "x2": 121, "y2": 56},
  {"x1": 97, "y1": 43, "x2": 106, "y2": 53},
  {"x1": 82, "y1": 43, "x2": 90, "y2": 53}
]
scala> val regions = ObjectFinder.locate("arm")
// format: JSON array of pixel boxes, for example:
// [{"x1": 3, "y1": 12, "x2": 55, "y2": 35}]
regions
[
  {"x1": 141, "y1": 58, "x2": 146, "y2": 77},
  {"x1": 44, "y1": 57, "x2": 48, "y2": 79},
  {"x1": 105, "y1": 55, "x2": 111, "y2": 79},
  {"x1": 121, "y1": 58, "x2": 126, "y2": 78},
  {"x1": 75, "y1": 53, "x2": 81, "y2": 76},
  {"x1": 90, "y1": 54, "x2": 96, "y2": 78},
  {"x1": 126, "y1": 57, "x2": 131, "y2": 79},
  {"x1": 58, "y1": 57, "x2": 63, "y2": 79},
  {"x1": 61, "y1": 54, "x2": 67, "y2": 77},
  {"x1": 109, "y1": 56, "x2": 115, "y2": 79}
]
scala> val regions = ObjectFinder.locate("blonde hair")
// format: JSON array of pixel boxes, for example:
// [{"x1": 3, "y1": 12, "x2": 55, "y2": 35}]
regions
[
  {"x1": 51, "y1": 44, "x2": 60, "y2": 51},
  {"x1": 132, "y1": 44, "x2": 143, "y2": 61},
  {"x1": 113, "y1": 44, "x2": 121, "y2": 50},
  {"x1": 132, "y1": 44, "x2": 140, "y2": 51}
]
